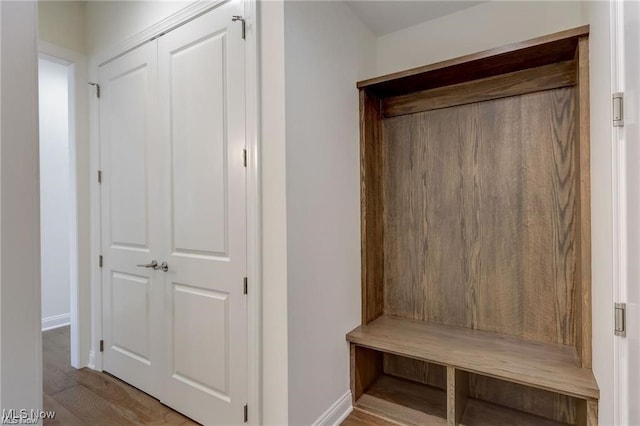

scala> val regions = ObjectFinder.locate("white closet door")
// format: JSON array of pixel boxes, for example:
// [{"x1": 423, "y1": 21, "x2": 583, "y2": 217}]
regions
[
  {"x1": 157, "y1": 1, "x2": 248, "y2": 424},
  {"x1": 99, "y1": 41, "x2": 164, "y2": 397}
]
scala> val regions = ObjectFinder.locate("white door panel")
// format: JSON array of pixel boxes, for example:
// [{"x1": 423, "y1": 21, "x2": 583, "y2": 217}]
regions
[
  {"x1": 158, "y1": 1, "x2": 247, "y2": 424},
  {"x1": 100, "y1": 41, "x2": 163, "y2": 398},
  {"x1": 172, "y1": 284, "x2": 230, "y2": 398},
  {"x1": 107, "y1": 66, "x2": 150, "y2": 249},
  {"x1": 99, "y1": 1, "x2": 247, "y2": 423},
  {"x1": 170, "y1": 32, "x2": 228, "y2": 256}
]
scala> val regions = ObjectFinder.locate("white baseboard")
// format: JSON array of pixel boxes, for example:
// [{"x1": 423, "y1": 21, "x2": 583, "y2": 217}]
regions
[
  {"x1": 312, "y1": 390, "x2": 353, "y2": 426},
  {"x1": 42, "y1": 313, "x2": 71, "y2": 331}
]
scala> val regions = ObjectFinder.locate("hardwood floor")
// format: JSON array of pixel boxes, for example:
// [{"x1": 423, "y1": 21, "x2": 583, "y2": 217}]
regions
[
  {"x1": 341, "y1": 409, "x2": 400, "y2": 426},
  {"x1": 43, "y1": 326, "x2": 198, "y2": 426}
]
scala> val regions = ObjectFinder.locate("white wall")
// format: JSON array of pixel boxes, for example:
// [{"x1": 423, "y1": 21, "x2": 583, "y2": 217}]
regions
[
  {"x1": 86, "y1": 1, "x2": 191, "y2": 54},
  {"x1": 38, "y1": 1, "x2": 87, "y2": 54},
  {"x1": 376, "y1": 1, "x2": 586, "y2": 76},
  {"x1": 283, "y1": 2, "x2": 375, "y2": 424},
  {"x1": 259, "y1": 1, "x2": 289, "y2": 423},
  {"x1": 585, "y1": 1, "x2": 615, "y2": 424},
  {"x1": 0, "y1": 0, "x2": 42, "y2": 412},
  {"x1": 0, "y1": 0, "x2": 3, "y2": 408},
  {"x1": 39, "y1": 58, "x2": 71, "y2": 331}
]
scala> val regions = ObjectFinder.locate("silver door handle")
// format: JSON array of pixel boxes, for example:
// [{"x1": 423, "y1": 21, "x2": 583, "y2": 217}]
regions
[
  {"x1": 157, "y1": 261, "x2": 169, "y2": 272},
  {"x1": 137, "y1": 260, "x2": 158, "y2": 269}
]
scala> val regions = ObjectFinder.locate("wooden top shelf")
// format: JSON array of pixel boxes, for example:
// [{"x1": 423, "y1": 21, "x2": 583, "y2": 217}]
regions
[
  {"x1": 347, "y1": 315, "x2": 599, "y2": 400},
  {"x1": 357, "y1": 25, "x2": 589, "y2": 98}
]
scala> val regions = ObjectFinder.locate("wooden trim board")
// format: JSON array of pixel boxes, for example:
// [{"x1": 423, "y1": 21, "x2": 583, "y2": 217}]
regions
[
  {"x1": 575, "y1": 35, "x2": 592, "y2": 369},
  {"x1": 360, "y1": 90, "x2": 384, "y2": 325},
  {"x1": 381, "y1": 60, "x2": 576, "y2": 117},
  {"x1": 447, "y1": 367, "x2": 468, "y2": 426}
]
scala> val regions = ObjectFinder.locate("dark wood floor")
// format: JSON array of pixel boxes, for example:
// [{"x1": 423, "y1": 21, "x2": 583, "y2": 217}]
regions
[{"x1": 43, "y1": 326, "x2": 198, "y2": 425}]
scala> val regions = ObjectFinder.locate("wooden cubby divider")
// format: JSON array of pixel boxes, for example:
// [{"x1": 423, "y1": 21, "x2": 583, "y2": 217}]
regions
[
  {"x1": 447, "y1": 367, "x2": 468, "y2": 426},
  {"x1": 348, "y1": 26, "x2": 599, "y2": 426}
]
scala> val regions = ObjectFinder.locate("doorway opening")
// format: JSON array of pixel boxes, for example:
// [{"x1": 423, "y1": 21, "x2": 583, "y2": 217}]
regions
[{"x1": 38, "y1": 54, "x2": 78, "y2": 367}]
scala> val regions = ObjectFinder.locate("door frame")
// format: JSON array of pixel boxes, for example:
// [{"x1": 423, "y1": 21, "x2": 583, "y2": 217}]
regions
[
  {"x1": 88, "y1": 0, "x2": 262, "y2": 423},
  {"x1": 611, "y1": 0, "x2": 624, "y2": 423},
  {"x1": 611, "y1": 0, "x2": 633, "y2": 424},
  {"x1": 38, "y1": 41, "x2": 91, "y2": 370}
]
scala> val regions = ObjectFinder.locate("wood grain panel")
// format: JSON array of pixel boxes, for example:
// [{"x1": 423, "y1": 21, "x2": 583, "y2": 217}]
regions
[
  {"x1": 361, "y1": 89, "x2": 385, "y2": 324},
  {"x1": 352, "y1": 344, "x2": 382, "y2": 401},
  {"x1": 469, "y1": 373, "x2": 578, "y2": 424},
  {"x1": 383, "y1": 109, "x2": 471, "y2": 327},
  {"x1": 347, "y1": 316, "x2": 599, "y2": 400},
  {"x1": 473, "y1": 95, "x2": 524, "y2": 339},
  {"x1": 383, "y1": 354, "x2": 446, "y2": 389},
  {"x1": 382, "y1": 88, "x2": 578, "y2": 346},
  {"x1": 382, "y1": 61, "x2": 576, "y2": 118},
  {"x1": 520, "y1": 88, "x2": 577, "y2": 345}
]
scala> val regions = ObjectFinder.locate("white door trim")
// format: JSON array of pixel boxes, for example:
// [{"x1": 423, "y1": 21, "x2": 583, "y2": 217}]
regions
[
  {"x1": 243, "y1": 1, "x2": 262, "y2": 423},
  {"x1": 89, "y1": 0, "x2": 262, "y2": 423},
  {"x1": 38, "y1": 41, "x2": 91, "y2": 369},
  {"x1": 611, "y1": 0, "x2": 628, "y2": 425}
]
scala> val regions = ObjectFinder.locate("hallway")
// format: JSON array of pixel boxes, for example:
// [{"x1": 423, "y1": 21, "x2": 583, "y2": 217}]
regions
[{"x1": 43, "y1": 327, "x2": 198, "y2": 425}]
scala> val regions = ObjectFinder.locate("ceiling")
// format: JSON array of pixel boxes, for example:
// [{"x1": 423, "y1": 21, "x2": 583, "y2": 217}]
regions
[{"x1": 345, "y1": 1, "x2": 484, "y2": 36}]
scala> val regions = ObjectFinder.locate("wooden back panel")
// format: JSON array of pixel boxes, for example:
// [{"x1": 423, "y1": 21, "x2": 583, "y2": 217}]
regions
[{"x1": 382, "y1": 87, "x2": 578, "y2": 345}]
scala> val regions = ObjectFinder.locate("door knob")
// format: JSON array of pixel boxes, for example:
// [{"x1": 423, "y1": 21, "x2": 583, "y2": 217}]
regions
[
  {"x1": 157, "y1": 261, "x2": 169, "y2": 272},
  {"x1": 137, "y1": 260, "x2": 158, "y2": 269}
]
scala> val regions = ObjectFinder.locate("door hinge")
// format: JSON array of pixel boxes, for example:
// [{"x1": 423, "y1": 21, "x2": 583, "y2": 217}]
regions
[
  {"x1": 89, "y1": 82, "x2": 101, "y2": 99},
  {"x1": 98, "y1": 170, "x2": 102, "y2": 184},
  {"x1": 100, "y1": 340, "x2": 104, "y2": 352},
  {"x1": 613, "y1": 92, "x2": 624, "y2": 127},
  {"x1": 243, "y1": 277, "x2": 248, "y2": 295},
  {"x1": 243, "y1": 404, "x2": 248, "y2": 423},
  {"x1": 615, "y1": 302, "x2": 626, "y2": 336},
  {"x1": 232, "y1": 15, "x2": 246, "y2": 40},
  {"x1": 99, "y1": 255, "x2": 103, "y2": 268},
  {"x1": 243, "y1": 149, "x2": 247, "y2": 167}
]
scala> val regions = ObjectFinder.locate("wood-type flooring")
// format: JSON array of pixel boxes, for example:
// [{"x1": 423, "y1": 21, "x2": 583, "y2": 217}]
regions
[{"x1": 43, "y1": 326, "x2": 198, "y2": 426}]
